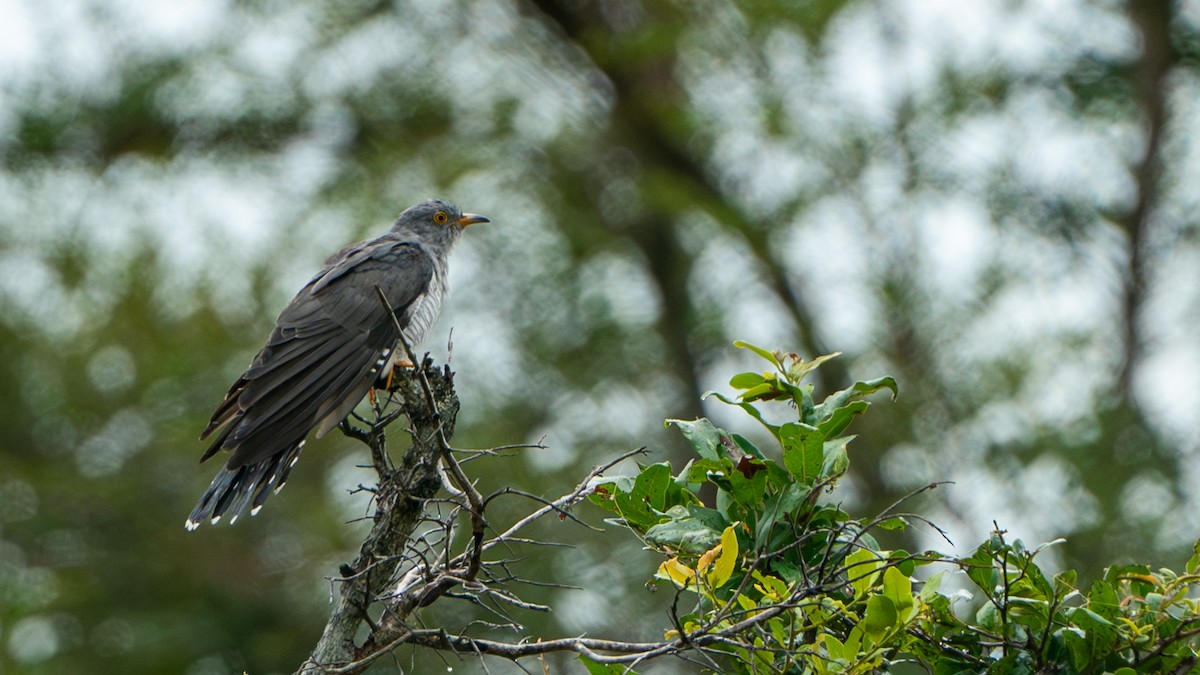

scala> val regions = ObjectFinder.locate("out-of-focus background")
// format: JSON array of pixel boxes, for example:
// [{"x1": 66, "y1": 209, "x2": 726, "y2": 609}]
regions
[{"x1": 1, "y1": 0, "x2": 1198, "y2": 672}]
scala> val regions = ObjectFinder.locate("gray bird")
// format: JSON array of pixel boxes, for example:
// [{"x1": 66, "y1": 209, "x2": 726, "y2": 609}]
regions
[{"x1": 186, "y1": 199, "x2": 488, "y2": 530}]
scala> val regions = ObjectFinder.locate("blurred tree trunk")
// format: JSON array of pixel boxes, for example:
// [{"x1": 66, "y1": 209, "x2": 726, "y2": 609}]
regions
[
  {"x1": 1120, "y1": 0, "x2": 1173, "y2": 402},
  {"x1": 525, "y1": 0, "x2": 849, "y2": 422},
  {"x1": 1048, "y1": 0, "x2": 1181, "y2": 577}
]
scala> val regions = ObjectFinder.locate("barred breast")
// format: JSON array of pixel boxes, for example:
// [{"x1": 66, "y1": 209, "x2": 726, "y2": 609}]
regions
[{"x1": 398, "y1": 254, "x2": 448, "y2": 349}]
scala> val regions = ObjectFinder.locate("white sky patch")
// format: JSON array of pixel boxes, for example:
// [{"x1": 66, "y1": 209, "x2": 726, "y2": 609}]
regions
[
  {"x1": 941, "y1": 112, "x2": 1013, "y2": 182},
  {"x1": 1008, "y1": 91, "x2": 1136, "y2": 208},
  {"x1": 0, "y1": 0, "x2": 36, "y2": 80},
  {"x1": 233, "y1": 4, "x2": 313, "y2": 81},
  {"x1": 154, "y1": 61, "x2": 244, "y2": 124},
  {"x1": 824, "y1": 6, "x2": 908, "y2": 125},
  {"x1": 436, "y1": 305, "x2": 522, "y2": 404},
  {"x1": 916, "y1": 194, "x2": 994, "y2": 303},
  {"x1": 1119, "y1": 471, "x2": 1176, "y2": 524},
  {"x1": 1138, "y1": 344, "x2": 1200, "y2": 445},
  {"x1": 304, "y1": 15, "x2": 423, "y2": 99},
  {"x1": 577, "y1": 252, "x2": 661, "y2": 328},
  {"x1": 107, "y1": 0, "x2": 227, "y2": 54},
  {"x1": 934, "y1": 453, "x2": 1099, "y2": 559},
  {"x1": 527, "y1": 381, "x2": 667, "y2": 474},
  {"x1": 966, "y1": 274, "x2": 1100, "y2": 357},
  {"x1": 27, "y1": 3, "x2": 119, "y2": 98},
  {"x1": 790, "y1": 196, "x2": 875, "y2": 354}
]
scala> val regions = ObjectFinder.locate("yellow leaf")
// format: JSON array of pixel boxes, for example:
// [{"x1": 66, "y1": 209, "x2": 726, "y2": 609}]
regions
[
  {"x1": 657, "y1": 557, "x2": 696, "y2": 588},
  {"x1": 752, "y1": 570, "x2": 789, "y2": 601},
  {"x1": 708, "y1": 526, "x2": 739, "y2": 588},
  {"x1": 697, "y1": 543, "x2": 722, "y2": 575},
  {"x1": 735, "y1": 593, "x2": 760, "y2": 617}
]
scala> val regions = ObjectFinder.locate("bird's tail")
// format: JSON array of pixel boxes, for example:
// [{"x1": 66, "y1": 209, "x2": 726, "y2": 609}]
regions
[{"x1": 185, "y1": 440, "x2": 306, "y2": 531}]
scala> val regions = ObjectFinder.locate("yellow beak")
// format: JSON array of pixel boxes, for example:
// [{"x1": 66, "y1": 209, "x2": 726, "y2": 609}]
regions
[{"x1": 455, "y1": 213, "x2": 490, "y2": 227}]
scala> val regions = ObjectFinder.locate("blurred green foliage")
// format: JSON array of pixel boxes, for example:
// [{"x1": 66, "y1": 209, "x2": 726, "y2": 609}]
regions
[{"x1": 1, "y1": 0, "x2": 1198, "y2": 673}]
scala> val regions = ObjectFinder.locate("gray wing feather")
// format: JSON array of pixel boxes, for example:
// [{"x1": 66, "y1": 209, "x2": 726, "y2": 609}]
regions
[{"x1": 191, "y1": 239, "x2": 435, "y2": 526}]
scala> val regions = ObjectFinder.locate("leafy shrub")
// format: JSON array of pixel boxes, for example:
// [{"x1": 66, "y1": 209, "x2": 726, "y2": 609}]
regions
[{"x1": 585, "y1": 342, "x2": 1200, "y2": 674}]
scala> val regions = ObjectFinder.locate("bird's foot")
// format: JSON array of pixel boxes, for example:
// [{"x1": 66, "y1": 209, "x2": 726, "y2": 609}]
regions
[{"x1": 383, "y1": 359, "x2": 415, "y2": 390}]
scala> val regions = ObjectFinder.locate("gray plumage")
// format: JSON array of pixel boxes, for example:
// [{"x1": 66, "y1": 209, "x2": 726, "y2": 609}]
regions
[{"x1": 186, "y1": 199, "x2": 488, "y2": 530}]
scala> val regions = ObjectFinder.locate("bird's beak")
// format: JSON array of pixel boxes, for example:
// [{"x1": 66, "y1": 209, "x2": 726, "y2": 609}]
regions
[{"x1": 455, "y1": 213, "x2": 490, "y2": 228}]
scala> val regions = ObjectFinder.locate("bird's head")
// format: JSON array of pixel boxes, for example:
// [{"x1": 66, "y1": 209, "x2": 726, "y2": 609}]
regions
[{"x1": 392, "y1": 199, "x2": 489, "y2": 247}]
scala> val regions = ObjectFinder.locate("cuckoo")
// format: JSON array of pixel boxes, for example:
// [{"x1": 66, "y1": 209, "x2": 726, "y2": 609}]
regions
[{"x1": 186, "y1": 199, "x2": 488, "y2": 530}]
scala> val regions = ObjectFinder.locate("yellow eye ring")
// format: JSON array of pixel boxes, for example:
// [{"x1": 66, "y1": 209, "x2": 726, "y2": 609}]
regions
[{"x1": 433, "y1": 211, "x2": 448, "y2": 224}]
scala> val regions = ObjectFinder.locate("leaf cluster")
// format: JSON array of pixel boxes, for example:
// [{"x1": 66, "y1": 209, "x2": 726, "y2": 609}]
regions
[{"x1": 583, "y1": 342, "x2": 1200, "y2": 674}]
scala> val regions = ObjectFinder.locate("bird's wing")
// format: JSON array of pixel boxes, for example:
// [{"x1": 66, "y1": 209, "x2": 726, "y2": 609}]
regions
[{"x1": 200, "y1": 239, "x2": 434, "y2": 470}]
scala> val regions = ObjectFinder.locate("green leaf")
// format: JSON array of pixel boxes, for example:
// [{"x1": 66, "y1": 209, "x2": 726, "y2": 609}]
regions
[
  {"x1": 752, "y1": 570, "x2": 790, "y2": 600},
  {"x1": 786, "y1": 351, "x2": 843, "y2": 383},
  {"x1": 882, "y1": 565, "x2": 915, "y2": 620},
  {"x1": 1102, "y1": 563, "x2": 1151, "y2": 591},
  {"x1": 729, "y1": 371, "x2": 767, "y2": 389},
  {"x1": 919, "y1": 570, "x2": 945, "y2": 601},
  {"x1": 666, "y1": 418, "x2": 723, "y2": 460},
  {"x1": 704, "y1": 391, "x2": 781, "y2": 436},
  {"x1": 724, "y1": 460, "x2": 769, "y2": 508},
  {"x1": 823, "y1": 633, "x2": 846, "y2": 662},
  {"x1": 845, "y1": 548, "x2": 885, "y2": 597},
  {"x1": 1087, "y1": 579, "x2": 1120, "y2": 620},
  {"x1": 989, "y1": 652, "x2": 1036, "y2": 675},
  {"x1": 613, "y1": 463, "x2": 672, "y2": 529},
  {"x1": 1052, "y1": 569, "x2": 1077, "y2": 601},
  {"x1": 1070, "y1": 606, "x2": 1114, "y2": 628},
  {"x1": 964, "y1": 545, "x2": 998, "y2": 597},
  {"x1": 864, "y1": 594, "x2": 898, "y2": 640},
  {"x1": 738, "y1": 382, "x2": 775, "y2": 400},
  {"x1": 780, "y1": 422, "x2": 825, "y2": 485},
  {"x1": 843, "y1": 623, "x2": 864, "y2": 657},
  {"x1": 1014, "y1": 558, "x2": 1053, "y2": 601},
  {"x1": 1062, "y1": 627, "x2": 1090, "y2": 671},
  {"x1": 813, "y1": 377, "x2": 899, "y2": 426},
  {"x1": 687, "y1": 458, "x2": 732, "y2": 484},
  {"x1": 755, "y1": 482, "x2": 810, "y2": 550},
  {"x1": 664, "y1": 465, "x2": 701, "y2": 510},
  {"x1": 889, "y1": 549, "x2": 915, "y2": 577},
  {"x1": 854, "y1": 531, "x2": 881, "y2": 554},
  {"x1": 733, "y1": 340, "x2": 780, "y2": 368},
  {"x1": 644, "y1": 506, "x2": 723, "y2": 553},
  {"x1": 634, "y1": 462, "x2": 672, "y2": 512},
  {"x1": 817, "y1": 400, "x2": 869, "y2": 439},
  {"x1": 731, "y1": 433, "x2": 766, "y2": 460},
  {"x1": 975, "y1": 602, "x2": 1000, "y2": 632},
  {"x1": 777, "y1": 379, "x2": 814, "y2": 411},
  {"x1": 686, "y1": 505, "x2": 730, "y2": 532},
  {"x1": 821, "y1": 436, "x2": 852, "y2": 479},
  {"x1": 586, "y1": 475, "x2": 635, "y2": 511},
  {"x1": 876, "y1": 517, "x2": 908, "y2": 532},
  {"x1": 1067, "y1": 605, "x2": 1118, "y2": 657},
  {"x1": 762, "y1": 461, "x2": 796, "y2": 493},
  {"x1": 1188, "y1": 540, "x2": 1200, "y2": 574},
  {"x1": 771, "y1": 559, "x2": 804, "y2": 586}
]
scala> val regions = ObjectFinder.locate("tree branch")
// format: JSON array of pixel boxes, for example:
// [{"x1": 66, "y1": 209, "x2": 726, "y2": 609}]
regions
[{"x1": 297, "y1": 360, "x2": 460, "y2": 674}]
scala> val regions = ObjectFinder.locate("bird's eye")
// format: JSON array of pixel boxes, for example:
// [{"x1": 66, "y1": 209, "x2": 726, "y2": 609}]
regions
[{"x1": 433, "y1": 211, "x2": 449, "y2": 224}]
